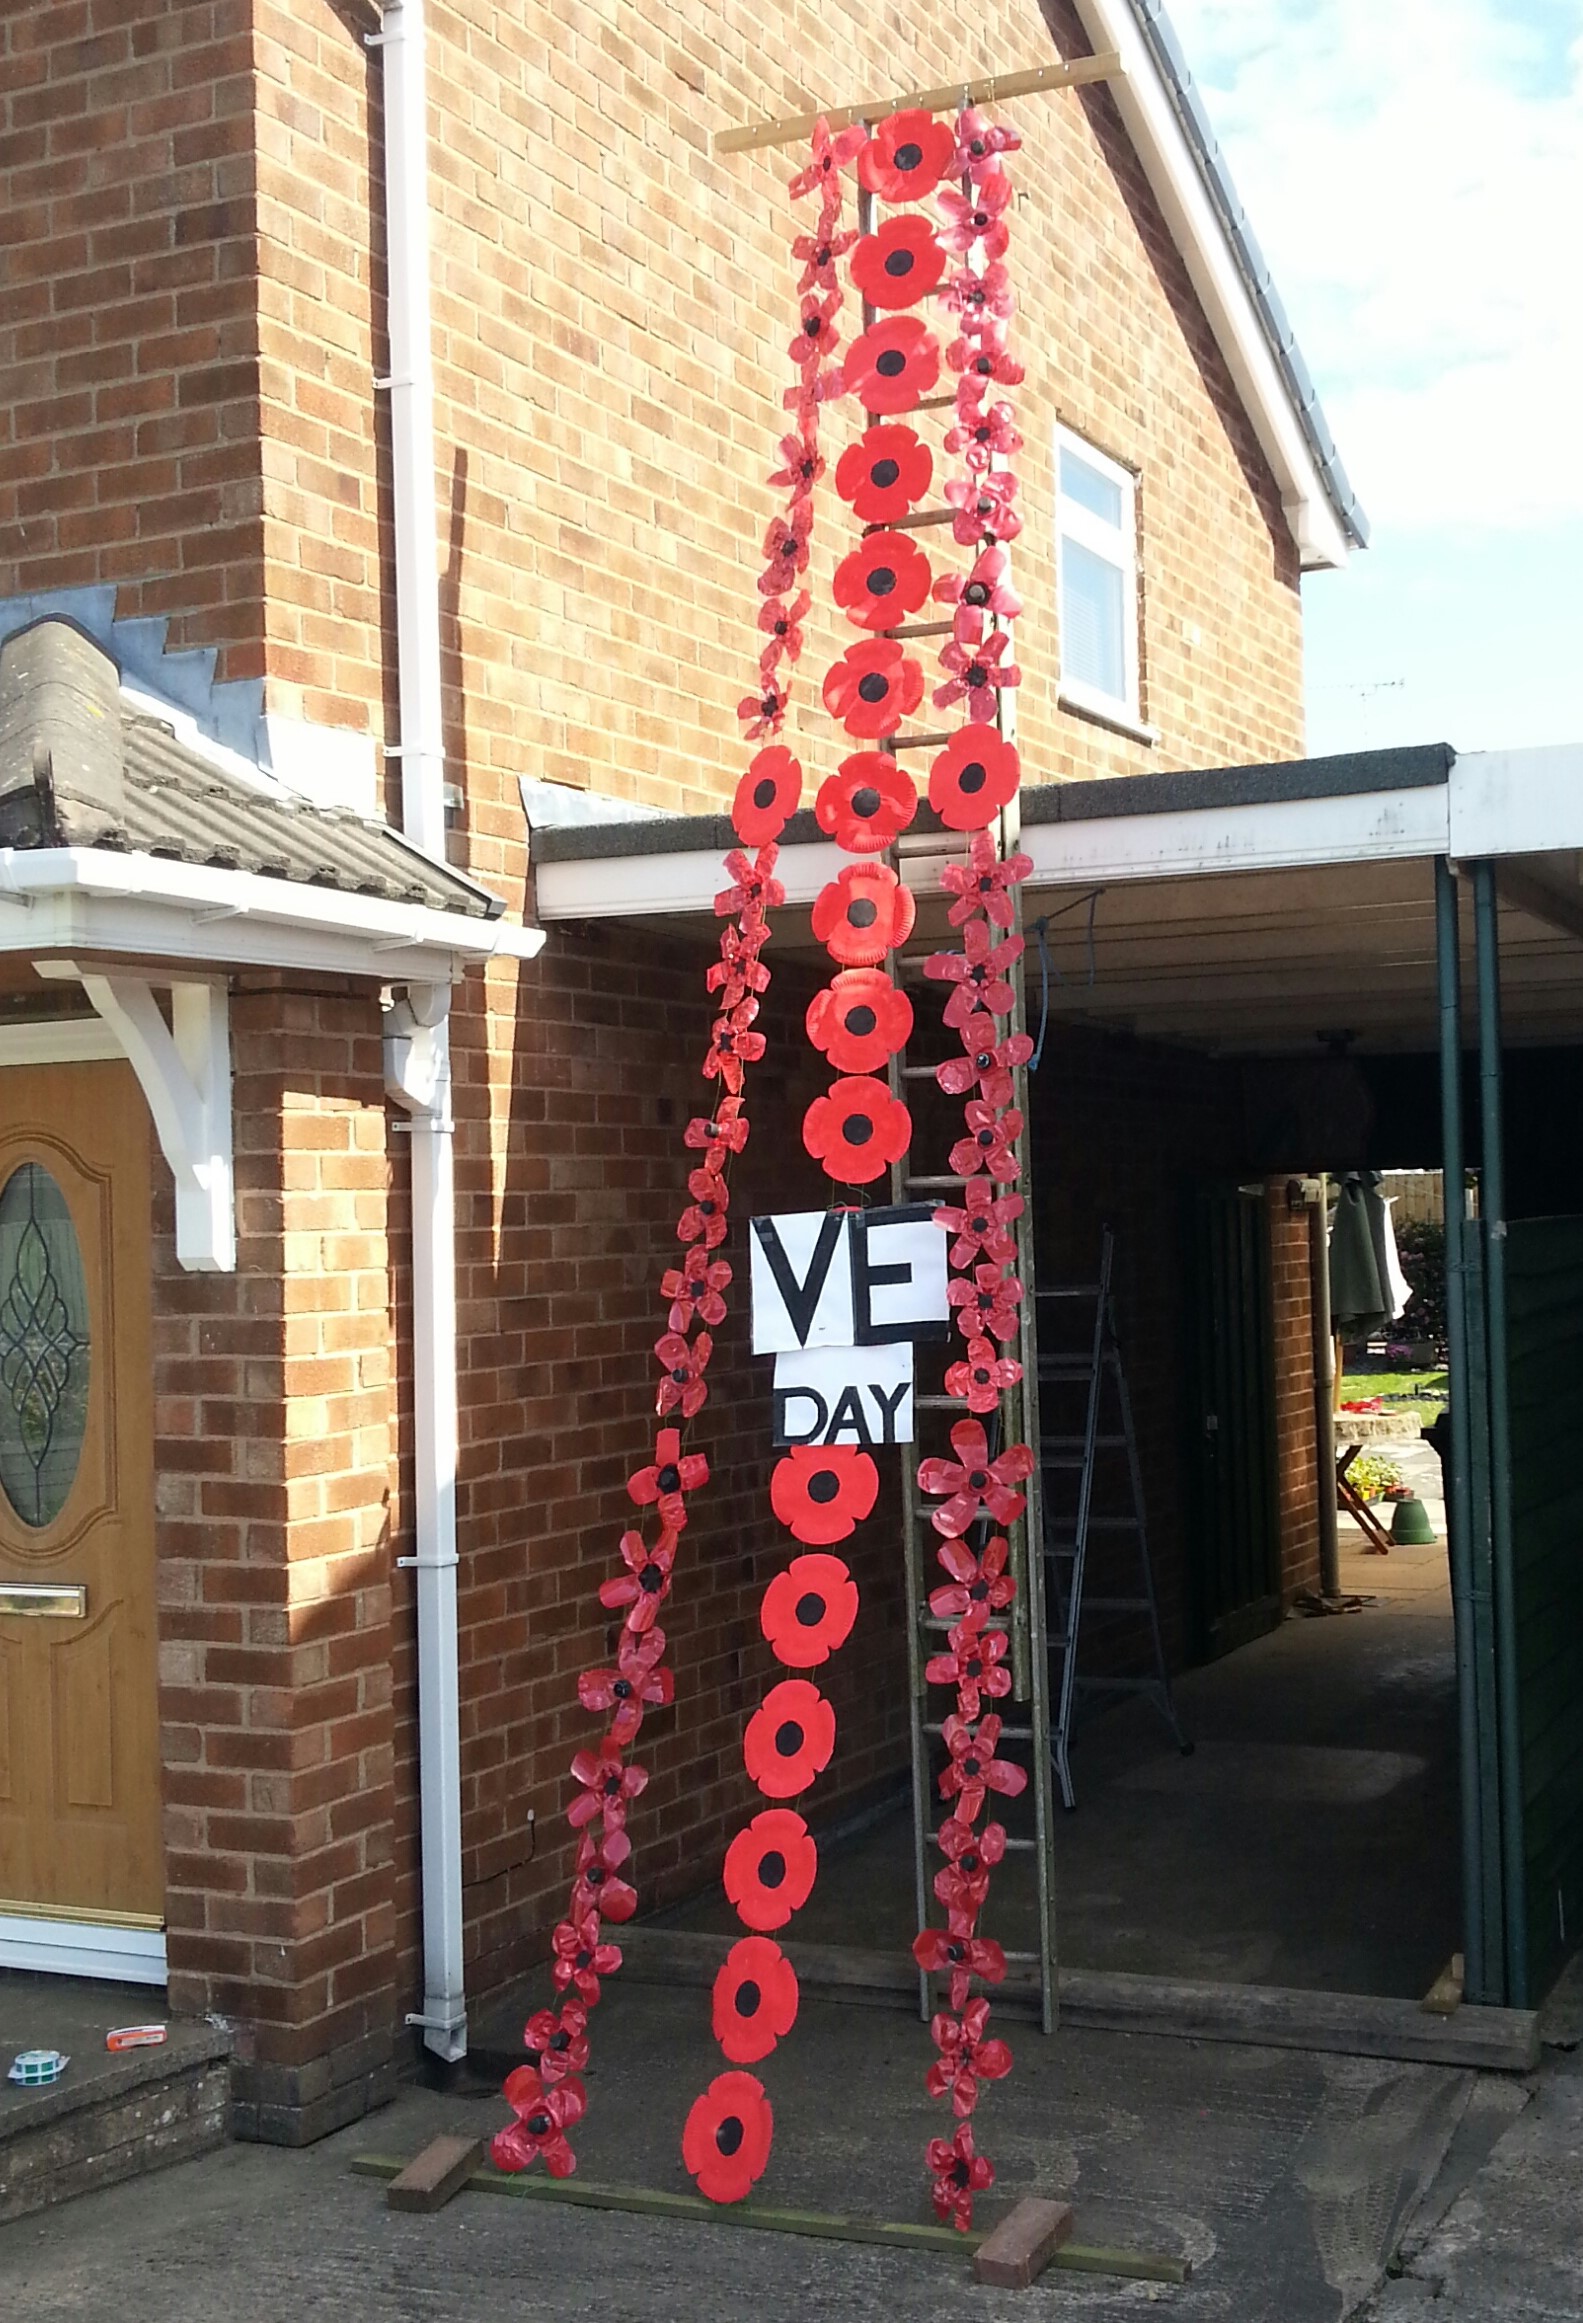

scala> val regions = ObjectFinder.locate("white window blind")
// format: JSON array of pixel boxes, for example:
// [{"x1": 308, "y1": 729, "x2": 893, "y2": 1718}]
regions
[{"x1": 1055, "y1": 428, "x2": 1141, "y2": 727}]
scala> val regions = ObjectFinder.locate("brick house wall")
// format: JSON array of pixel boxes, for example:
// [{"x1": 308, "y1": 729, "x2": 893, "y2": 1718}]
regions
[{"x1": 1266, "y1": 1182, "x2": 1322, "y2": 1604}]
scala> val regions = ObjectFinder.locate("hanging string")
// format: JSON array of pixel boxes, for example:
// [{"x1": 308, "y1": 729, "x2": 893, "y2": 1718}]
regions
[{"x1": 1026, "y1": 888, "x2": 1104, "y2": 1071}]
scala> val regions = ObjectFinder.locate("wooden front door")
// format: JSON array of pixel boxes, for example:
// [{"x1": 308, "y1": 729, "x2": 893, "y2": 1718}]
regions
[{"x1": 0, "y1": 1060, "x2": 161, "y2": 1924}]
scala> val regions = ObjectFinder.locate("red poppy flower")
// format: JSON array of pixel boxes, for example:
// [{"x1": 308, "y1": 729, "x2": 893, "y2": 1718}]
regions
[
  {"x1": 953, "y1": 105, "x2": 1022, "y2": 178},
  {"x1": 760, "y1": 509, "x2": 811, "y2": 590},
  {"x1": 791, "y1": 227, "x2": 858, "y2": 296},
  {"x1": 572, "y1": 1823, "x2": 638, "y2": 1923},
  {"x1": 724, "y1": 1807, "x2": 818, "y2": 1932},
  {"x1": 934, "y1": 1855, "x2": 991, "y2": 1933},
  {"x1": 937, "y1": 1029, "x2": 1033, "y2": 1107},
  {"x1": 927, "y1": 727, "x2": 1021, "y2": 830},
  {"x1": 935, "y1": 627, "x2": 1020, "y2": 722},
  {"x1": 522, "y1": 1998, "x2": 590, "y2": 2086},
  {"x1": 850, "y1": 213, "x2": 946, "y2": 309},
  {"x1": 928, "y1": 1997, "x2": 1014, "y2": 2119},
  {"x1": 568, "y1": 1741, "x2": 650, "y2": 1830},
  {"x1": 768, "y1": 428, "x2": 828, "y2": 493},
  {"x1": 939, "y1": 1711, "x2": 1029, "y2": 1821},
  {"x1": 948, "y1": 1260, "x2": 1023, "y2": 1344},
  {"x1": 806, "y1": 969, "x2": 913, "y2": 1072},
  {"x1": 913, "y1": 1925, "x2": 1008, "y2": 2012},
  {"x1": 835, "y1": 424, "x2": 932, "y2": 523},
  {"x1": 788, "y1": 115, "x2": 867, "y2": 201},
  {"x1": 627, "y1": 1428, "x2": 708, "y2": 1528},
  {"x1": 936, "y1": 164, "x2": 1013, "y2": 259},
  {"x1": 712, "y1": 1936, "x2": 800, "y2": 2065},
  {"x1": 803, "y1": 1074, "x2": 913, "y2": 1186},
  {"x1": 714, "y1": 844, "x2": 785, "y2": 920},
  {"x1": 676, "y1": 1167, "x2": 731, "y2": 1249},
  {"x1": 945, "y1": 471, "x2": 1021, "y2": 546},
  {"x1": 578, "y1": 1627, "x2": 674, "y2": 1744},
  {"x1": 744, "y1": 1678, "x2": 837, "y2": 1799},
  {"x1": 493, "y1": 2065, "x2": 587, "y2": 2178},
  {"x1": 937, "y1": 1811, "x2": 1009, "y2": 1879},
  {"x1": 842, "y1": 317, "x2": 941, "y2": 415},
  {"x1": 918, "y1": 1418, "x2": 1034, "y2": 1538},
  {"x1": 948, "y1": 1098, "x2": 1024, "y2": 1185},
  {"x1": 733, "y1": 745, "x2": 801, "y2": 845},
  {"x1": 930, "y1": 1533, "x2": 1015, "y2": 1628},
  {"x1": 948, "y1": 333, "x2": 1025, "y2": 389},
  {"x1": 769, "y1": 1444, "x2": 879, "y2": 1546},
  {"x1": 940, "y1": 831, "x2": 1034, "y2": 932},
  {"x1": 832, "y1": 531, "x2": 932, "y2": 634},
  {"x1": 813, "y1": 757, "x2": 918, "y2": 855},
  {"x1": 943, "y1": 1331, "x2": 1023, "y2": 1417},
  {"x1": 944, "y1": 397, "x2": 1023, "y2": 473},
  {"x1": 760, "y1": 1551, "x2": 860, "y2": 1665},
  {"x1": 661, "y1": 1252, "x2": 732, "y2": 1334},
  {"x1": 703, "y1": 1002, "x2": 766, "y2": 1099},
  {"x1": 822, "y1": 638, "x2": 924, "y2": 740},
  {"x1": 682, "y1": 2069, "x2": 775, "y2": 2204},
  {"x1": 926, "y1": 2121, "x2": 997, "y2": 2232},
  {"x1": 757, "y1": 591, "x2": 811, "y2": 675},
  {"x1": 737, "y1": 678, "x2": 788, "y2": 740},
  {"x1": 936, "y1": 551, "x2": 1022, "y2": 654},
  {"x1": 685, "y1": 1100, "x2": 750, "y2": 1157},
  {"x1": 926, "y1": 919, "x2": 1025, "y2": 1026},
  {"x1": 790, "y1": 289, "x2": 842, "y2": 370},
  {"x1": 940, "y1": 260, "x2": 1015, "y2": 333},
  {"x1": 654, "y1": 1328, "x2": 713, "y2": 1419},
  {"x1": 598, "y1": 1531, "x2": 676, "y2": 1635},
  {"x1": 857, "y1": 108, "x2": 956, "y2": 201},
  {"x1": 927, "y1": 1619, "x2": 1013, "y2": 1719},
  {"x1": 933, "y1": 1186, "x2": 1024, "y2": 1271},
  {"x1": 811, "y1": 861, "x2": 916, "y2": 965},
  {"x1": 551, "y1": 1911, "x2": 622, "y2": 2005}
]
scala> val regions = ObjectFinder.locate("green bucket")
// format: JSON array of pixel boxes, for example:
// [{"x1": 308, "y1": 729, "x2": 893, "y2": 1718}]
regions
[{"x1": 1389, "y1": 1495, "x2": 1436, "y2": 1545}]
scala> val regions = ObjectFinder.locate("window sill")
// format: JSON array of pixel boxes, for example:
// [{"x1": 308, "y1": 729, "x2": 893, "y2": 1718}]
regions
[{"x1": 1058, "y1": 689, "x2": 1159, "y2": 747}]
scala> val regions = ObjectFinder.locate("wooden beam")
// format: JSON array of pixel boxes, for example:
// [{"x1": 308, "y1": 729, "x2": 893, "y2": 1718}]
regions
[
  {"x1": 714, "y1": 52, "x2": 1123, "y2": 155},
  {"x1": 1494, "y1": 862, "x2": 1583, "y2": 948},
  {"x1": 386, "y1": 2134, "x2": 484, "y2": 2213}
]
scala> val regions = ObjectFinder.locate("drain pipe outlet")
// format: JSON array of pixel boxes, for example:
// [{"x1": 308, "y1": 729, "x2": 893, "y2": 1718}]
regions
[{"x1": 377, "y1": 0, "x2": 466, "y2": 2065}]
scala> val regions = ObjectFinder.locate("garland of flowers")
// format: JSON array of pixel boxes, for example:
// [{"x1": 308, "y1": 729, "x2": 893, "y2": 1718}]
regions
[
  {"x1": 900, "y1": 102, "x2": 1038, "y2": 2238},
  {"x1": 492, "y1": 120, "x2": 858, "y2": 2185}
]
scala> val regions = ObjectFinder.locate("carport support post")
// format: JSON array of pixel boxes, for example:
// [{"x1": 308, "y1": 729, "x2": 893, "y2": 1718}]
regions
[
  {"x1": 1473, "y1": 862, "x2": 1529, "y2": 2006},
  {"x1": 1436, "y1": 858, "x2": 1487, "y2": 2003}
]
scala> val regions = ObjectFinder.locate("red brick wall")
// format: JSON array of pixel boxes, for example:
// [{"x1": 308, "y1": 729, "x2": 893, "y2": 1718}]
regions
[
  {"x1": 154, "y1": 986, "x2": 398, "y2": 2144},
  {"x1": 1266, "y1": 1181, "x2": 1322, "y2": 1601}
]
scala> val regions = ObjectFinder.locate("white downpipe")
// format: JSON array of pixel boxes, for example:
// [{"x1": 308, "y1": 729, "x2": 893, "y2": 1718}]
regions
[{"x1": 378, "y1": 0, "x2": 467, "y2": 2065}]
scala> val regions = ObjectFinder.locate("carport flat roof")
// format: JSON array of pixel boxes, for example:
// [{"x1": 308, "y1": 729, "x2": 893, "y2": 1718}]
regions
[{"x1": 529, "y1": 742, "x2": 1583, "y2": 1056}]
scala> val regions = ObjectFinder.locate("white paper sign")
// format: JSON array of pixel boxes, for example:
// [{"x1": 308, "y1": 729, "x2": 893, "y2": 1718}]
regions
[
  {"x1": 771, "y1": 1343, "x2": 915, "y2": 1446},
  {"x1": 750, "y1": 1205, "x2": 948, "y2": 1356}
]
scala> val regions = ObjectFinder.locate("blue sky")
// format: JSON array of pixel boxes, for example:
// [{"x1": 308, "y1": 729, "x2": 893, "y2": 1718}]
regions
[{"x1": 1166, "y1": 0, "x2": 1583, "y2": 755}]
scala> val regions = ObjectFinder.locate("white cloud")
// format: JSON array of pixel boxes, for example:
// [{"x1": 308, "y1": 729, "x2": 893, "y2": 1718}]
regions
[{"x1": 1166, "y1": 0, "x2": 1583, "y2": 531}]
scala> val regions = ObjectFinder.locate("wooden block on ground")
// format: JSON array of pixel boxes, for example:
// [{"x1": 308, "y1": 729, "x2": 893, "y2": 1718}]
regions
[
  {"x1": 973, "y1": 2196, "x2": 1075, "y2": 2289},
  {"x1": 386, "y1": 2135, "x2": 484, "y2": 2213},
  {"x1": 1421, "y1": 1953, "x2": 1466, "y2": 2017}
]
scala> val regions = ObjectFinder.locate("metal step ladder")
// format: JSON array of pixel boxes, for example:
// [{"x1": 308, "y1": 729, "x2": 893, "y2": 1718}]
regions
[{"x1": 1040, "y1": 1227, "x2": 1190, "y2": 1810}]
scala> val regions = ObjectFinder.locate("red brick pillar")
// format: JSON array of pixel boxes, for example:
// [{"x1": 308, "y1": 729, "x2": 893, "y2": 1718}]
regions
[
  {"x1": 155, "y1": 987, "x2": 398, "y2": 2144},
  {"x1": 1266, "y1": 1179, "x2": 1322, "y2": 1600}
]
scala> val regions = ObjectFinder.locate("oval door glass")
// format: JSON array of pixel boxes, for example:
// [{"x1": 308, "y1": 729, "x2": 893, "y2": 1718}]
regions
[{"x1": 0, "y1": 1162, "x2": 92, "y2": 1528}]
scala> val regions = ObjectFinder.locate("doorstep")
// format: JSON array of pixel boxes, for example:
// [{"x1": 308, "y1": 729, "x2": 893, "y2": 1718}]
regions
[
  {"x1": 592, "y1": 1926, "x2": 1540, "y2": 2075},
  {"x1": 0, "y1": 1972, "x2": 231, "y2": 2225}
]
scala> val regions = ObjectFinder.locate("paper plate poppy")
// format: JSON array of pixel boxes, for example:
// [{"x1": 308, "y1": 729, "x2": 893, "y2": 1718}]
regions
[
  {"x1": 811, "y1": 861, "x2": 916, "y2": 965},
  {"x1": 769, "y1": 1445, "x2": 879, "y2": 1546},
  {"x1": 803, "y1": 1074, "x2": 913, "y2": 1186},
  {"x1": 822, "y1": 638, "x2": 924, "y2": 740},
  {"x1": 927, "y1": 727, "x2": 1022, "y2": 830},
  {"x1": 723, "y1": 1808, "x2": 818, "y2": 1932},
  {"x1": 843, "y1": 317, "x2": 940, "y2": 416},
  {"x1": 805, "y1": 968, "x2": 912, "y2": 1071},
  {"x1": 832, "y1": 532, "x2": 932, "y2": 631},
  {"x1": 813, "y1": 757, "x2": 918, "y2": 854},
  {"x1": 682, "y1": 2070, "x2": 775, "y2": 2204},
  {"x1": 744, "y1": 1678, "x2": 837, "y2": 1799},
  {"x1": 732, "y1": 746, "x2": 802, "y2": 847},
  {"x1": 850, "y1": 213, "x2": 946, "y2": 310},
  {"x1": 857, "y1": 107, "x2": 956, "y2": 202},
  {"x1": 760, "y1": 1551, "x2": 860, "y2": 1665},
  {"x1": 712, "y1": 1936, "x2": 800, "y2": 2065},
  {"x1": 835, "y1": 424, "x2": 932, "y2": 523}
]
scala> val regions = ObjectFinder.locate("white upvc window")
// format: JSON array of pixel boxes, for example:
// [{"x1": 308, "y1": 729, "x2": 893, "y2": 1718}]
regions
[{"x1": 1054, "y1": 426, "x2": 1146, "y2": 734}]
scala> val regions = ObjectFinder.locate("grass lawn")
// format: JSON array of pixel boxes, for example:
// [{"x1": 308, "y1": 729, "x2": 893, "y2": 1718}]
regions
[{"x1": 1338, "y1": 1367, "x2": 1449, "y2": 1421}]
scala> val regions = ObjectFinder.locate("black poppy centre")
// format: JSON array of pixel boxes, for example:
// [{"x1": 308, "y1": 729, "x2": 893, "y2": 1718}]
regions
[
  {"x1": 753, "y1": 776, "x2": 778, "y2": 808},
  {"x1": 843, "y1": 1115, "x2": 874, "y2": 1146},
  {"x1": 734, "y1": 1978, "x2": 762, "y2": 2018},
  {"x1": 758, "y1": 1850, "x2": 788, "y2": 1889},
  {"x1": 845, "y1": 1003, "x2": 878, "y2": 1035},
  {"x1": 857, "y1": 672, "x2": 890, "y2": 703},
  {"x1": 715, "y1": 2113, "x2": 746, "y2": 2156},
  {"x1": 847, "y1": 897, "x2": 879, "y2": 928},
  {"x1": 875, "y1": 349, "x2": 906, "y2": 378},
  {"x1": 894, "y1": 141, "x2": 923, "y2": 170},
  {"x1": 774, "y1": 1719, "x2": 805, "y2": 1759},
  {"x1": 866, "y1": 566, "x2": 896, "y2": 597},
  {"x1": 871, "y1": 457, "x2": 900, "y2": 488},
  {"x1": 958, "y1": 760, "x2": 987, "y2": 794},
  {"x1": 884, "y1": 248, "x2": 915, "y2": 279},
  {"x1": 806, "y1": 1469, "x2": 841, "y2": 1505},
  {"x1": 796, "y1": 1590, "x2": 827, "y2": 1626}
]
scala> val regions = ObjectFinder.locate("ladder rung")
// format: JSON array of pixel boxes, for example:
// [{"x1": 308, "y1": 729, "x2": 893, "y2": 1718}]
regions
[
  {"x1": 926, "y1": 1831, "x2": 1037, "y2": 1852},
  {"x1": 870, "y1": 507, "x2": 957, "y2": 532},
  {"x1": 900, "y1": 1063, "x2": 945, "y2": 1080},
  {"x1": 1073, "y1": 1676, "x2": 1172, "y2": 1696},
  {"x1": 1047, "y1": 1519, "x2": 1141, "y2": 1537},
  {"x1": 923, "y1": 1722, "x2": 1034, "y2": 1742},
  {"x1": 887, "y1": 619, "x2": 954, "y2": 640},
  {"x1": 920, "y1": 1614, "x2": 1011, "y2": 1633},
  {"x1": 1039, "y1": 1284, "x2": 1102, "y2": 1299},
  {"x1": 1044, "y1": 1436, "x2": 1126, "y2": 1451},
  {"x1": 906, "y1": 1173, "x2": 972, "y2": 1190},
  {"x1": 887, "y1": 729, "x2": 958, "y2": 753},
  {"x1": 1063, "y1": 1597, "x2": 1153, "y2": 1614}
]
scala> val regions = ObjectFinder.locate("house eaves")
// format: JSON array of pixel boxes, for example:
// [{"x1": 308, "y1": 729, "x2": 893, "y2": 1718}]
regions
[{"x1": 1053, "y1": 0, "x2": 1367, "y2": 569}]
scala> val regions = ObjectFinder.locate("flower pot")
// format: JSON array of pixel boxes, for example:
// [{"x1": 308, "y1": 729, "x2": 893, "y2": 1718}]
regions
[{"x1": 1389, "y1": 1495, "x2": 1436, "y2": 1545}]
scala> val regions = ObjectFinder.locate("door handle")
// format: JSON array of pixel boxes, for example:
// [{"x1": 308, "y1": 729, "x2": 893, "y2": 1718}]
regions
[{"x1": 0, "y1": 1582, "x2": 87, "y2": 1618}]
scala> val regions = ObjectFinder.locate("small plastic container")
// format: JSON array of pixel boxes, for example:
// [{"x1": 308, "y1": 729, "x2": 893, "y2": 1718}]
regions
[
  {"x1": 8, "y1": 2048, "x2": 69, "y2": 2087},
  {"x1": 106, "y1": 2025, "x2": 167, "y2": 2052}
]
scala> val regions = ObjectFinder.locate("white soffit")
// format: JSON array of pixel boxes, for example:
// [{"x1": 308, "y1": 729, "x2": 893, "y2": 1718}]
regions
[{"x1": 1066, "y1": 0, "x2": 1352, "y2": 571}]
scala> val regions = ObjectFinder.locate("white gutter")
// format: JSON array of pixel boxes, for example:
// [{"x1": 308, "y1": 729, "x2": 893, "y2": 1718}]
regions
[{"x1": 376, "y1": 0, "x2": 468, "y2": 2067}]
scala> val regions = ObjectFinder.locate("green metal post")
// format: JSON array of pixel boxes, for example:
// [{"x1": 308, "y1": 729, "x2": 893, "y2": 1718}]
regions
[
  {"x1": 1435, "y1": 858, "x2": 1487, "y2": 2001},
  {"x1": 1473, "y1": 861, "x2": 1529, "y2": 2005}
]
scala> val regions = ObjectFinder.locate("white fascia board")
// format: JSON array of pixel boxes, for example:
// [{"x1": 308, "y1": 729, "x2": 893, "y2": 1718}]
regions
[
  {"x1": 1021, "y1": 783, "x2": 1449, "y2": 888},
  {"x1": 534, "y1": 838, "x2": 848, "y2": 922},
  {"x1": 1449, "y1": 746, "x2": 1583, "y2": 861},
  {"x1": 1067, "y1": 0, "x2": 1351, "y2": 572},
  {"x1": 0, "y1": 847, "x2": 544, "y2": 978}
]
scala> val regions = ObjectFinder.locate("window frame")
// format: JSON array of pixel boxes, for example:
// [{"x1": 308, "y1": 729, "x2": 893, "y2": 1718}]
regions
[{"x1": 1053, "y1": 424, "x2": 1146, "y2": 734}]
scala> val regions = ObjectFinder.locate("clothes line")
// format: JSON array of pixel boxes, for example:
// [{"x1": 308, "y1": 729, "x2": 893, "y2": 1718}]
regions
[{"x1": 713, "y1": 52, "x2": 1124, "y2": 155}]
